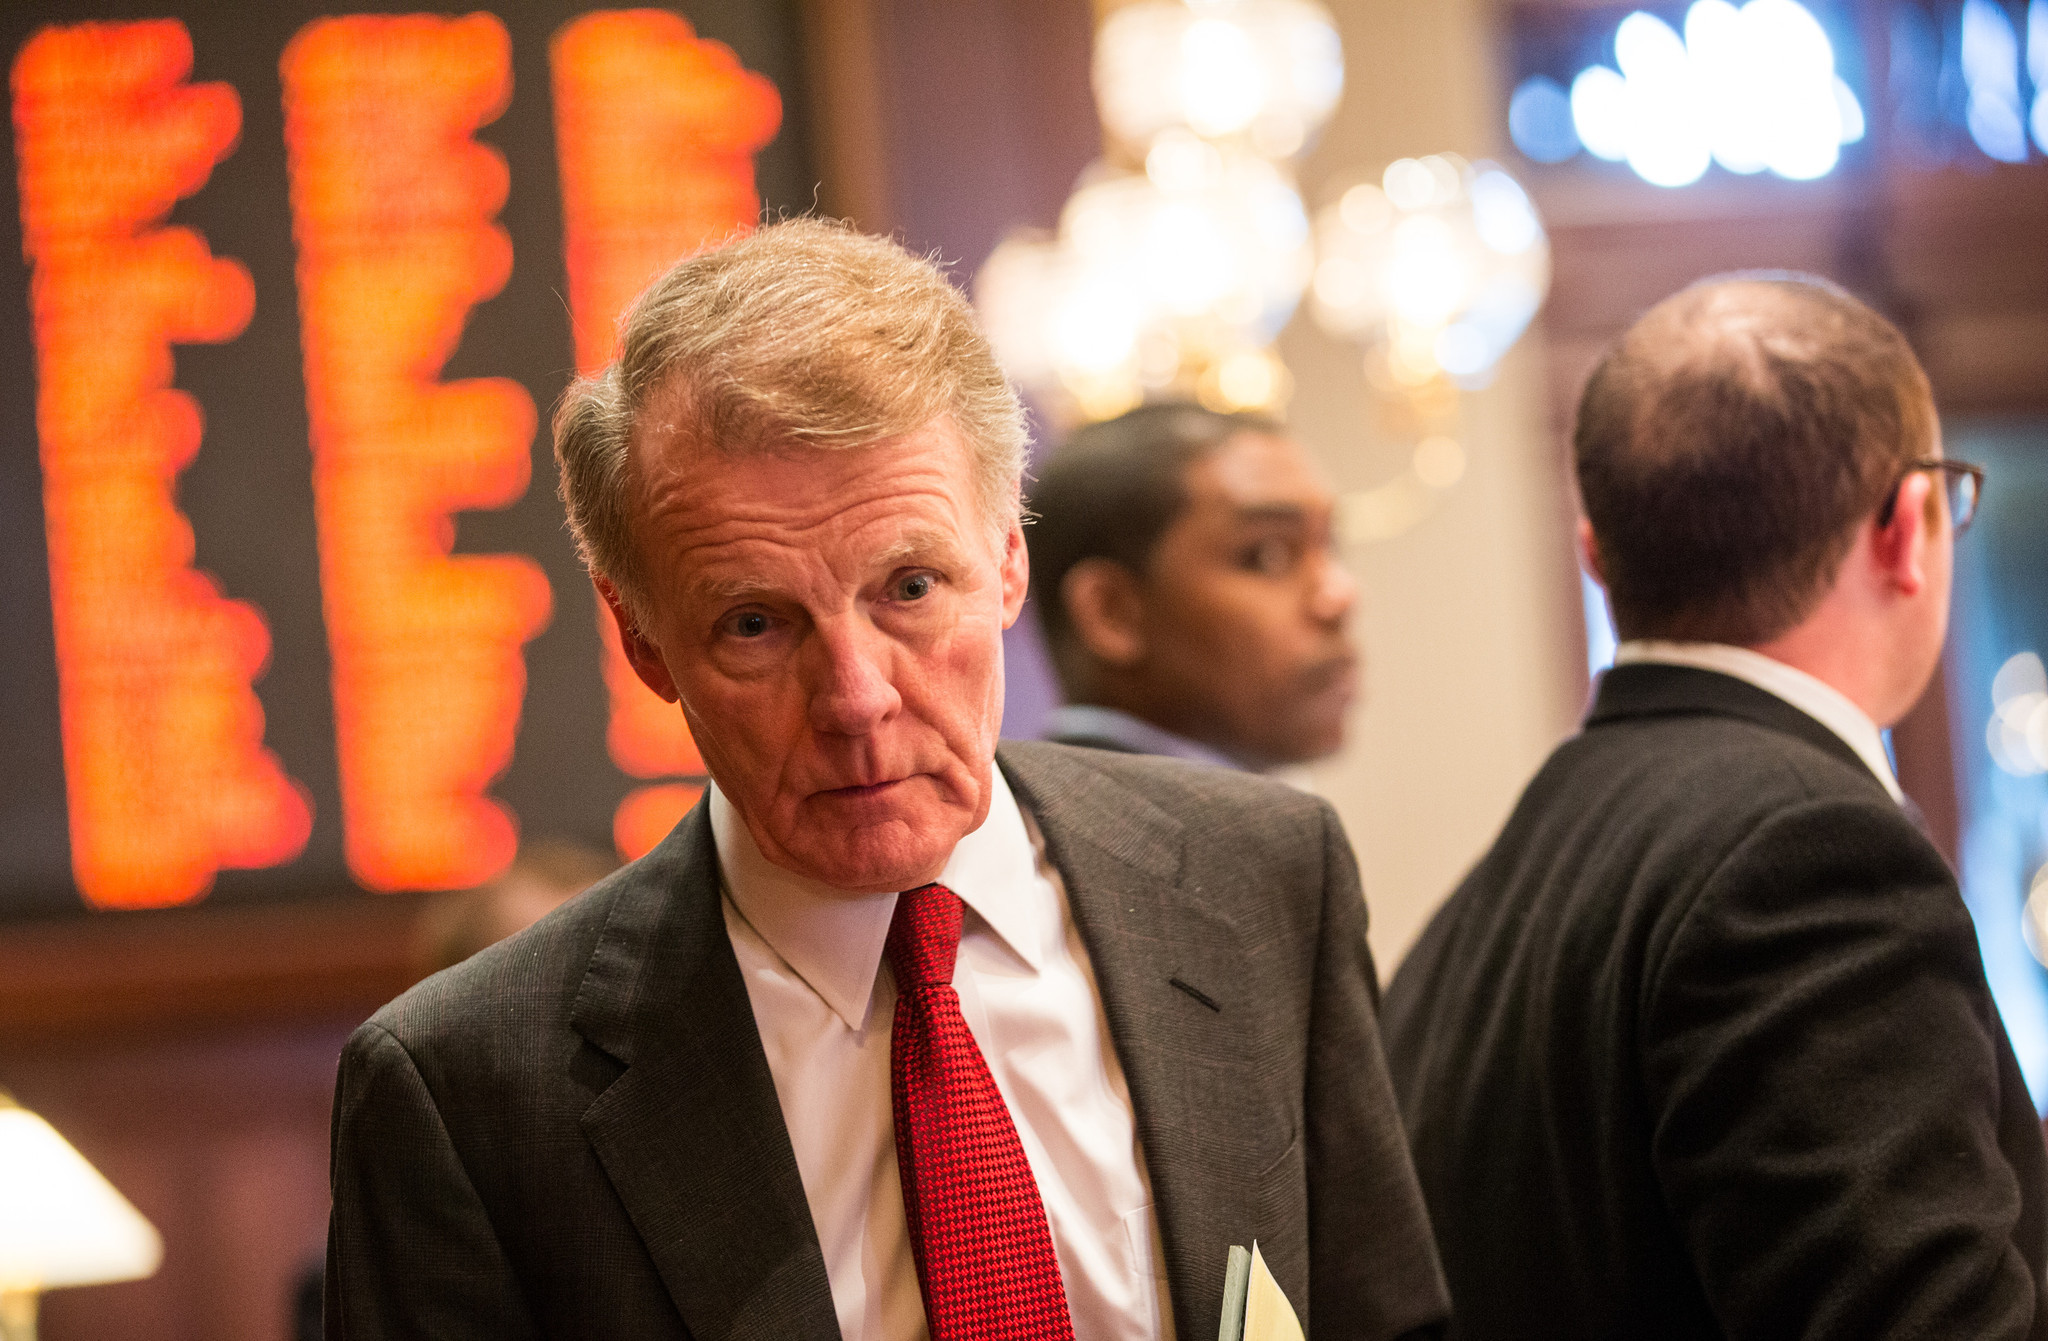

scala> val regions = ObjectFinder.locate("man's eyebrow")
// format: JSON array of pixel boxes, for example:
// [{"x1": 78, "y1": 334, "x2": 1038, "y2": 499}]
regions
[
  {"x1": 873, "y1": 529, "x2": 963, "y2": 565},
  {"x1": 687, "y1": 530, "x2": 965, "y2": 604},
  {"x1": 1228, "y1": 503, "x2": 1311, "y2": 524},
  {"x1": 694, "y1": 573, "x2": 779, "y2": 602}
]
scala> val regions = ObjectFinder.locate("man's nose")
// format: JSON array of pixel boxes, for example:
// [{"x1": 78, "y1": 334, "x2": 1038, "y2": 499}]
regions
[
  {"x1": 1309, "y1": 549, "x2": 1357, "y2": 626},
  {"x1": 805, "y1": 617, "x2": 902, "y2": 735}
]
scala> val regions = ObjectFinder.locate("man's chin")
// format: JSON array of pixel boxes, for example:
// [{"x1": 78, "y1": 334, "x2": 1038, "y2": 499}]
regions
[
  {"x1": 780, "y1": 844, "x2": 955, "y2": 895},
  {"x1": 774, "y1": 797, "x2": 971, "y2": 893},
  {"x1": 1254, "y1": 712, "x2": 1349, "y2": 768}
]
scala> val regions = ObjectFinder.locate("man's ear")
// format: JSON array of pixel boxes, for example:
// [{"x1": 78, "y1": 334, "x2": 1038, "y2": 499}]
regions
[
  {"x1": 1577, "y1": 518, "x2": 1608, "y2": 587},
  {"x1": 594, "y1": 575, "x2": 680, "y2": 702},
  {"x1": 998, "y1": 520, "x2": 1030, "y2": 629},
  {"x1": 1060, "y1": 558, "x2": 1147, "y2": 668},
  {"x1": 1872, "y1": 471, "x2": 1934, "y2": 598}
]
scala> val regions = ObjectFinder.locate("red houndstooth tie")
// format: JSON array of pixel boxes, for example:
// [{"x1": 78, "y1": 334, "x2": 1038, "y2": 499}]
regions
[{"x1": 887, "y1": 883, "x2": 1078, "y2": 1341}]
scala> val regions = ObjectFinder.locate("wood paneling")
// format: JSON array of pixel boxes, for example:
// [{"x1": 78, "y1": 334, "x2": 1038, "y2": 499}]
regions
[
  {"x1": 1, "y1": 1024, "x2": 349, "y2": 1341},
  {"x1": 0, "y1": 895, "x2": 428, "y2": 1044},
  {"x1": 0, "y1": 895, "x2": 433, "y2": 1340}
]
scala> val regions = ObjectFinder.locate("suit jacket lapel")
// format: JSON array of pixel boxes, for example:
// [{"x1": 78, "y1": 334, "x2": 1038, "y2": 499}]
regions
[
  {"x1": 569, "y1": 801, "x2": 840, "y2": 1341},
  {"x1": 998, "y1": 743, "x2": 1270, "y2": 1341}
]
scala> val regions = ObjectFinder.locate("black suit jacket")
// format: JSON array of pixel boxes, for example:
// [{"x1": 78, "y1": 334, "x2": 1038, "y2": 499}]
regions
[
  {"x1": 1383, "y1": 664, "x2": 2048, "y2": 1340},
  {"x1": 327, "y1": 741, "x2": 1449, "y2": 1340}
]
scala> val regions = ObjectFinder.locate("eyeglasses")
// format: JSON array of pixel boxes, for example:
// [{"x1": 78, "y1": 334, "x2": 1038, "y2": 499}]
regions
[{"x1": 1876, "y1": 458, "x2": 1985, "y2": 536}]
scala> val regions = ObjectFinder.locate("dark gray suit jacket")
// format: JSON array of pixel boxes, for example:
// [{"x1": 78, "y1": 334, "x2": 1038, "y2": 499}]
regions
[
  {"x1": 326, "y1": 741, "x2": 1449, "y2": 1340},
  {"x1": 1384, "y1": 664, "x2": 2048, "y2": 1340}
]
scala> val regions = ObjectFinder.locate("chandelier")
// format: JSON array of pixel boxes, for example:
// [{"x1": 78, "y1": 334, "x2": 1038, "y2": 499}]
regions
[
  {"x1": 976, "y1": 0, "x2": 1552, "y2": 534},
  {"x1": 978, "y1": 0, "x2": 1339, "y2": 421}
]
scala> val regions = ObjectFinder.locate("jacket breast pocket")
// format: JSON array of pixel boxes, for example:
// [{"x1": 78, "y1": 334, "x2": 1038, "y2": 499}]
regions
[{"x1": 1249, "y1": 1127, "x2": 1308, "y2": 1301}]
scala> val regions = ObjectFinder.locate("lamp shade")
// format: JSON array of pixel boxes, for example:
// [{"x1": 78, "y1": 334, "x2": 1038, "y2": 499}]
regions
[{"x1": 0, "y1": 1095, "x2": 161, "y2": 1292}]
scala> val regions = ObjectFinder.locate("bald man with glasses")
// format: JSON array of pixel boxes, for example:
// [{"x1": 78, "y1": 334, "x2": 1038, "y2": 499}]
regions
[{"x1": 1383, "y1": 274, "x2": 2042, "y2": 1340}]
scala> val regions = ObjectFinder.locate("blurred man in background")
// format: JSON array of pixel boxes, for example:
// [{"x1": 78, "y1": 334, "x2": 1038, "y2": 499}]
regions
[
  {"x1": 1383, "y1": 274, "x2": 2044, "y2": 1339},
  {"x1": 1027, "y1": 403, "x2": 1358, "y2": 771}
]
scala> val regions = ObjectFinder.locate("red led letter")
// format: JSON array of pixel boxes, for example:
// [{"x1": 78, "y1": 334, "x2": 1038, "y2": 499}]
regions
[
  {"x1": 283, "y1": 14, "x2": 551, "y2": 892},
  {"x1": 551, "y1": 9, "x2": 780, "y2": 858},
  {"x1": 14, "y1": 21, "x2": 311, "y2": 908}
]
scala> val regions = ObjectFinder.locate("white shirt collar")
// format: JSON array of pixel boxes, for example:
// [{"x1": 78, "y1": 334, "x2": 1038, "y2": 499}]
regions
[
  {"x1": 709, "y1": 765, "x2": 1050, "y2": 1031},
  {"x1": 1613, "y1": 639, "x2": 1904, "y2": 803}
]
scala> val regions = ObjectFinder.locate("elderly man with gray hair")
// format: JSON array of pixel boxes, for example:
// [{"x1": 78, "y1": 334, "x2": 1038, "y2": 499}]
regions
[{"x1": 324, "y1": 220, "x2": 1448, "y2": 1341}]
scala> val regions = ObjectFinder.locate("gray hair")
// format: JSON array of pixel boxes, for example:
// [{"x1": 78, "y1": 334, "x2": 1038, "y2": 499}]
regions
[{"x1": 553, "y1": 218, "x2": 1029, "y2": 622}]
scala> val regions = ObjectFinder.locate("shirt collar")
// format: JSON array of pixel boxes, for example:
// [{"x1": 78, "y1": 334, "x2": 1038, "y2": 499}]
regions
[
  {"x1": 1043, "y1": 703, "x2": 1244, "y2": 770},
  {"x1": 709, "y1": 765, "x2": 1050, "y2": 1031},
  {"x1": 1613, "y1": 640, "x2": 1904, "y2": 803}
]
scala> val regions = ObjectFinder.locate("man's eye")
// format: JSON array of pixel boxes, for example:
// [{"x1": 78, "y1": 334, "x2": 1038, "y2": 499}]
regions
[
  {"x1": 1242, "y1": 538, "x2": 1296, "y2": 576},
  {"x1": 896, "y1": 573, "x2": 935, "y2": 601},
  {"x1": 730, "y1": 611, "x2": 770, "y2": 638}
]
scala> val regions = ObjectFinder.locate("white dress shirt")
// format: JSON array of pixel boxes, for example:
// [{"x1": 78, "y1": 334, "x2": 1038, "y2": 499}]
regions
[
  {"x1": 1615, "y1": 639, "x2": 1904, "y2": 802},
  {"x1": 711, "y1": 769, "x2": 1176, "y2": 1341}
]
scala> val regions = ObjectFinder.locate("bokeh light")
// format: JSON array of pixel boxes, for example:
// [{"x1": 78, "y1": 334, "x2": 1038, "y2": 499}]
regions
[
  {"x1": 2033, "y1": 0, "x2": 2048, "y2": 153},
  {"x1": 1989, "y1": 651, "x2": 2048, "y2": 777},
  {"x1": 1094, "y1": 0, "x2": 1342, "y2": 161},
  {"x1": 1545, "y1": 0, "x2": 1863, "y2": 186},
  {"x1": 1508, "y1": 74, "x2": 1579, "y2": 163},
  {"x1": 1311, "y1": 155, "x2": 1548, "y2": 388},
  {"x1": 14, "y1": 20, "x2": 312, "y2": 908},
  {"x1": 551, "y1": 9, "x2": 774, "y2": 859},
  {"x1": 1963, "y1": 0, "x2": 2030, "y2": 162},
  {"x1": 284, "y1": 14, "x2": 552, "y2": 893},
  {"x1": 979, "y1": 148, "x2": 1311, "y2": 418}
]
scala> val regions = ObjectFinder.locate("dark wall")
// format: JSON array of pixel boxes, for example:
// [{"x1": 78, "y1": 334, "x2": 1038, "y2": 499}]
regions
[{"x1": 870, "y1": 0, "x2": 1097, "y2": 281}]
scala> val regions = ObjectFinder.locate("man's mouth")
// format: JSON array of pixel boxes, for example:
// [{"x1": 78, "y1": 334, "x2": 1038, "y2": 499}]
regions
[
  {"x1": 1305, "y1": 651, "x2": 1360, "y2": 695},
  {"x1": 818, "y1": 776, "x2": 911, "y2": 801}
]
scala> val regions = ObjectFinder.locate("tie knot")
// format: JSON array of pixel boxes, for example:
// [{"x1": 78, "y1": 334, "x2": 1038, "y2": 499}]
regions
[{"x1": 886, "y1": 883, "x2": 962, "y2": 991}]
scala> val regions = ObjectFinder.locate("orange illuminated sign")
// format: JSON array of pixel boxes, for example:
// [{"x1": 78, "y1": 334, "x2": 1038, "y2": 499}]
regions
[
  {"x1": 12, "y1": 10, "x2": 787, "y2": 903},
  {"x1": 13, "y1": 20, "x2": 311, "y2": 908},
  {"x1": 552, "y1": 9, "x2": 779, "y2": 858},
  {"x1": 283, "y1": 13, "x2": 552, "y2": 893}
]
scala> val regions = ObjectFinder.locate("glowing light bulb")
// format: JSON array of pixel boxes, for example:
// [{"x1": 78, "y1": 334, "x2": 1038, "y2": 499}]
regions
[
  {"x1": 1989, "y1": 652, "x2": 2048, "y2": 777},
  {"x1": 1388, "y1": 214, "x2": 1470, "y2": 325},
  {"x1": 1508, "y1": 75, "x2": 1579, "y2": 162},
  {"x1": 1615, "y1": 13, "x2": 1711, "y2": 187},
  {"x1": 1311, "y1": 157, "x2": 1548, "y2": 385},
  {"x1": 1181, "y1": 18, "x2": 1266, "y2": 135},
  {"x1": 1382, "y1": 157, "x2": 1437, "y2": 210},
  {"x1": 1571, "y1": 65, "x2": 1631, "y2": 161},
  {"x1": 1214, "y1": 348, "x2": 1285, "y2": 408},
  {"x1": 1470, "y1": 169, "x2": 1540, "y2": 254},
  {"x1": 1556, "y1": 0, "x2": 1864, "y2": 185},
  {"x1": 1338, "y1": 182, "x2": 1391, "y2": 233},
  {"x1": 1615, "y1": 11, "x2": 1689, "y2": 82},
  {"x1": 1146, "y1": 127, "x2": 1222, "y2": 189},
  {"x1": 1963, "y1": 0, "x2": 2029, "y2": 162},
  {"x1": 1093, "y1": 0, "x2": 1342, "y2": 158}
]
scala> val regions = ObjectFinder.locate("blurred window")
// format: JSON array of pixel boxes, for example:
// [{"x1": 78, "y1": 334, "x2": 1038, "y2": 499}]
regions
[
  {"x1": 1947, "y1": 419, "x2": 2048, "y2": 1110},
  {"x1": 1507, "y1": 0, "x2": 2048, "y2": 181}
]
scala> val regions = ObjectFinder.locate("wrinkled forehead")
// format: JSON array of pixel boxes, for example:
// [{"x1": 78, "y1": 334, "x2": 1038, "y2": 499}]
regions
[{"x1": 628, "y1": 405, "x2": 990, "y2": 558}]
